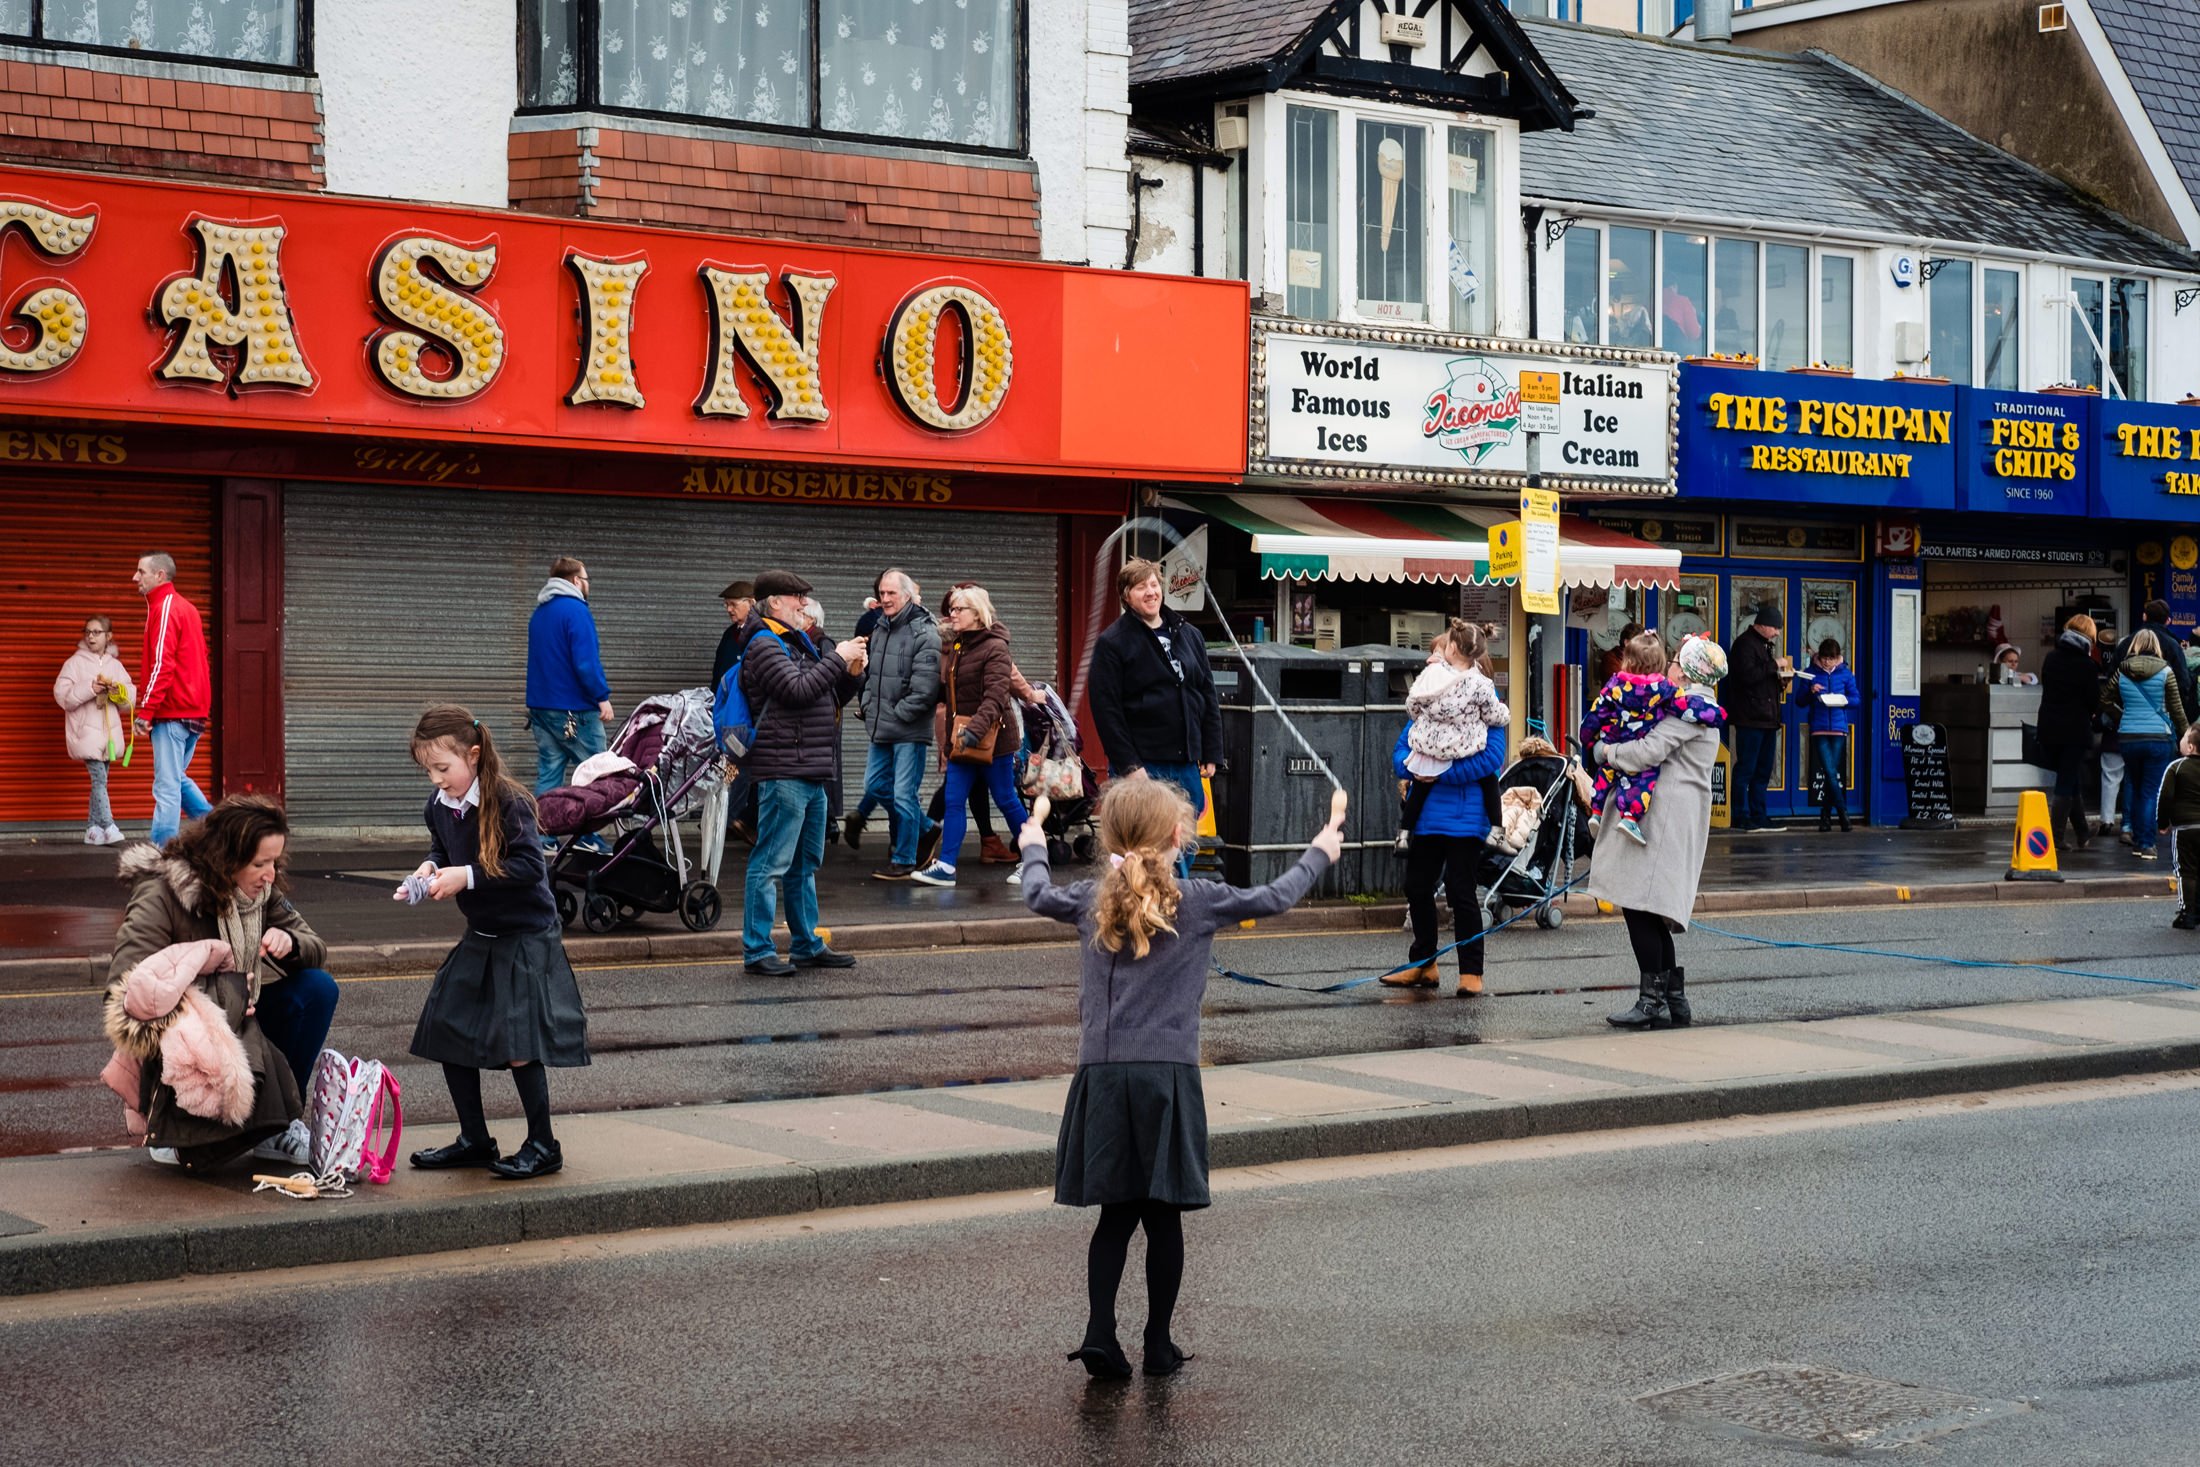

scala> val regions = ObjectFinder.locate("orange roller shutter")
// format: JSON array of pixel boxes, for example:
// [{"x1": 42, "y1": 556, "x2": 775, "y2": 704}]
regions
[{"x1": 0, "y1": 480, "x2": 217, "y2": 829}]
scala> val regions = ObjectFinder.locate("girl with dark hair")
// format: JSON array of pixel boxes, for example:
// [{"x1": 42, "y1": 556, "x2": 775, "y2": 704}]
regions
[
  {"x1": 396, "y1": 706, "x2": 590, "y2": 1181},
  {"x1": 109, "y1": 794, "x2": 335, "y2": 1167},
  {"x1": 1795, "y1": 637, "x2": 1862, "y2": 832}
]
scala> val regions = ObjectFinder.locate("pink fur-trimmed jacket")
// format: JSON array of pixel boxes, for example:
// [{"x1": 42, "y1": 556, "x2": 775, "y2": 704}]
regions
[
  {"x1": 100, "y1": 937, "x2": 251, "y2": 1134},
  {"x1": 54, "y1": 645, "x2": 133, "y2": 763}
]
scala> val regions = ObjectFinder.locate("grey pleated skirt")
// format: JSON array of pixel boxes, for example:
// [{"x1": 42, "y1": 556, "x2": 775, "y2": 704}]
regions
[
  {"x1": 1055, "y1": 1061, "x2": 1210, "y2": 1209},
  {"x1": 411, "y1": 928, "x2": 592, "y2": 1070}
]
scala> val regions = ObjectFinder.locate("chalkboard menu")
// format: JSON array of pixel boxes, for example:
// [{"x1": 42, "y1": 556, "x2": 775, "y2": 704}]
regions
[{"x1": 1900, "y1": 722, "x2": 1956, "y2": 829}]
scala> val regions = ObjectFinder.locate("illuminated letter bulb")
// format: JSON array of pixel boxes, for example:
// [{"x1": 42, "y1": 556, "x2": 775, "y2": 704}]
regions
[
  {"x1": 696, "y1": 266, "x2": 835, "y2": 422},
  {"x1": 881, "y1": 283, "x2": 1014, "y2": 432},
  {"x1": 371, "y1": 235, "x2": 504, "y2": 400},
  {"x1": 566, "y1": 252, "x2": 647, "y2": 408},
  {"x1": 0, "y1": 198, "x2": 95, "y2": 376},
  {"x1": 155, "y1": 218, "x2": 315, "y2": 389}
]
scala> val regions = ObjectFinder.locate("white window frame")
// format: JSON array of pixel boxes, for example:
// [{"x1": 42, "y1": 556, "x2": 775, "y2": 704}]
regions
[
  {"x1": 2066, "y1": 270, "x2": 2151, "y2": 400},
  {"x1": 1816, "y1": 250, "x2": 1861, "y2": 370},
  {"x1": 1564, "y1": 222, "x2": 1857, "y2": 369}
]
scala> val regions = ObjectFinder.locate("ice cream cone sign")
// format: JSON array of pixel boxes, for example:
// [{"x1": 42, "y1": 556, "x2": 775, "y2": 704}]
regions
[{"x1": 1377, "y1": 138, "x2": 1405, "y2": 255}]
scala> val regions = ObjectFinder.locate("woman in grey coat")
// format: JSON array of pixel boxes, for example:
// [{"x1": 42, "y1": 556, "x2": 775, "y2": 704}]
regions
[{"x1": 1586, "y1": 636, "x2": 1728, "y2": 1030}]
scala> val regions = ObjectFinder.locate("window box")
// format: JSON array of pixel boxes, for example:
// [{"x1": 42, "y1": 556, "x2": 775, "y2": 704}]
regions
[
  {"x1": 1685, "y1": 353, "x2": 1758, "y2": 367},
  {"x1": 2039, "y1": 384, "x2": 2102, "y2": 396},
  {"x1": 1786, "y1": 365, "x2": 1853, "y2": 377}
]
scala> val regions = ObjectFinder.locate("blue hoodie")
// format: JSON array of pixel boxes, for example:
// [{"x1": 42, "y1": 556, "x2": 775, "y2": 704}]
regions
[{"x1": 526, "y1": 578, "x2": 611, "y2": 710}]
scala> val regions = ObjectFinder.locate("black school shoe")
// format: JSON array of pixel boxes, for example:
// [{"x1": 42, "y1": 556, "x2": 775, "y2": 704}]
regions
[
  {"x1": 744, "y1": 955, "x2": 797, "y2": 976},
  {"x1": 490, "y1": 1138, "x2": 563, "y2": 1180},
  {"x1": 411, "y1": 1135, "x2": 501, "y2": 1170},
  {"x1": 1068, "y1": 1340, "x2": 1133, "y2": 1380},
  {"x1": 1143, "y1": 1335, "x2": 1194, "y2": 1377},
  {"x1": 794, "y1": 947, "x2": 857, "y2": 969}
]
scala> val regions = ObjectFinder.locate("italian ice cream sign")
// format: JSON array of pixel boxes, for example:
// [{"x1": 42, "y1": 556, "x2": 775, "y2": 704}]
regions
[{"x1": 1254, "y1": 322, "x2": 1674, "y2": 491}]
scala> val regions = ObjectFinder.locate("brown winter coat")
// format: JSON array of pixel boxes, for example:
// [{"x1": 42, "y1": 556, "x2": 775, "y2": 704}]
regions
[
  {"x1": 939, "y1": 621, "x2": 1023, "y2": 752},
  {"x1": 109, "y1": 842, "x2": 328, "y2": 989}
]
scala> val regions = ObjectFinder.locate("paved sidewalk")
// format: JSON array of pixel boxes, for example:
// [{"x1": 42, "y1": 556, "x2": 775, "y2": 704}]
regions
[
  {"x1": 7, "y1": 984, "x2": 2197, "y2": 1297},
  {"x1": 0, "y1": 824, "x2": 2176, "y2": 988}
]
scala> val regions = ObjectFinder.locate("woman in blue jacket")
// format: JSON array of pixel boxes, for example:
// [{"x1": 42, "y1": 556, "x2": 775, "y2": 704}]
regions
[
  {"x1": 1382, "y1": 630, "x2": 1510, "y2": 997},
  {"x1": 1794, "y1": 638, "x2": 1862, "y2": 832}
]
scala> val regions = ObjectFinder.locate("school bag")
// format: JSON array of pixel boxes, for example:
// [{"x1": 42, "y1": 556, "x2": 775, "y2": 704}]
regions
[
  {"x1": 712, "y1": 625, "x2": 787, "y2": 758},
  {"x1": 306, "y1": 1048, "x2": 403, "y2": 1185}
]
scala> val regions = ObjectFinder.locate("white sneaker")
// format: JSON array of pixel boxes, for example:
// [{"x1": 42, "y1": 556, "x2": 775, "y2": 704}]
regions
[
  {"x1": 1005, "y1": 867, "x2": 1023, "y2": 886},
  {"x1": 146, "y1": 1146, "x2": 179, "y2": 1166},
  {"x1": 84, "y1": 825, "x2": 104, "y2": 845},
  {"x1": 251, "y1": 1118, "x2": 311, "y2": 1166},
  {"x1": 101, "y1": 824, "x2": 125, "y2": 845},
  {"x1": 909, "y1": 861, "x2": 958, "y2": 887}
]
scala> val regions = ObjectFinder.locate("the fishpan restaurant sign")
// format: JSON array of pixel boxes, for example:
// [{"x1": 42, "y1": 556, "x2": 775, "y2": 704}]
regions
[
  {"x1": 1250, "y1": 317, "x2": 1676, "y2": 493},
  {"x1": 0, "y1": 166, "x2": 1249, "y2": 480}
]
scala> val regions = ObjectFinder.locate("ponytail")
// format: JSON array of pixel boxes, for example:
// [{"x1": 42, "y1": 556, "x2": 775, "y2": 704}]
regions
[
  {"x1": 1091, "y1": 779, "x2": 1191, "y2": 959},
  {"x1": 410, "y1": 704, "x2": 534, "y2": 879}
]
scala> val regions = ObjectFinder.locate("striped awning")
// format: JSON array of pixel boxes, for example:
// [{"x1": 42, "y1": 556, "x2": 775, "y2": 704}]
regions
[{"x1": 1170, "y1": 493, "x2": 1682, "y2": 589}]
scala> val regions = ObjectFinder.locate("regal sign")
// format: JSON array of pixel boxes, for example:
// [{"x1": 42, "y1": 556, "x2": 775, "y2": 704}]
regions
[{"x1": 0, "y1": 166, "x2": 1249, "y2": 481}]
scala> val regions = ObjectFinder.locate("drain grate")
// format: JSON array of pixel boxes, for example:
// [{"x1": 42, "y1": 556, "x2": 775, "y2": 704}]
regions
[{"x1": 1637, "y1": 1363, "x2": 2028, "y2": 1451}]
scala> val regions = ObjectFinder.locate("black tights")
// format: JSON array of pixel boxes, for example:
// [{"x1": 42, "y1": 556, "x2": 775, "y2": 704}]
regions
[
  {"x1": 1086, "y1": 1201, "x2": 1185, "y2": 1346},
  {"x1": 1623, "y1": 907, "x2": 1675, "y2": 973},
  {"x1": 444, "y1": 1062, "x2": 555, "y2": 1147}
]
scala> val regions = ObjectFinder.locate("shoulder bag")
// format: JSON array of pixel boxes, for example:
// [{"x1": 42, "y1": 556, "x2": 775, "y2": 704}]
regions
[{"x1": 947, "y1": 642, "x2": 999, "y2": 765}]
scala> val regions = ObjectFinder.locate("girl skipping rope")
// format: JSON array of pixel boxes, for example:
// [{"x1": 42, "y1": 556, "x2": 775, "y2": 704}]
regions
[
  {"x1": 1020, "y1": 778, "x2": 1347, "y2": 1378},
  {"x1": 395, "y1": 706, "x2": 591, "y2": 1180}
]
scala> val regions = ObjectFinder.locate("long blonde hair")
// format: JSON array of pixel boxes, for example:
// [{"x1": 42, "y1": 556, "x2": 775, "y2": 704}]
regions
[{"x1": 1091, "y1": 778, "x2": 1192, "y2": 959}]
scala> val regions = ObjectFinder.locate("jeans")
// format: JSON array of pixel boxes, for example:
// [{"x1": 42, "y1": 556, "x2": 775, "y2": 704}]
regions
[
  {"x1": 862, "y1": 740, "x2": 931, "y2": 866},
  {"x1": 84, "y1": 759, "x2": 112, "y2": 828},
  {"x1": 1731, "y1": 726, "x2": 1779, "y2": 827},
  {"x1": 1132, "y1": 761, "x2": 1207, "y2": 876},
  {"x1": 2121, "y1": 738, "x2": 2171, "y2": 853},
  {"x1": 937, "y1": 755, "x2": 1030, "y2": 869},
  {"x1": 1811, "y1": 735, "x2": 1847, "y2": 808},
  {"x1": 528, "y1": 708, "x2": 606, "y2": 798},
  {"x1": 2100, "y1": 750, "x2": 2126, "y2": 833},
  {"x1": 744, "y1": 778, "x2": 828, "y2": 961},
  {"x1": 148, "y1": 719, "x2": 211, "y2": 847},
  {"x1": 255, "y1": 966, "x2": 340, "y2": 1095}
]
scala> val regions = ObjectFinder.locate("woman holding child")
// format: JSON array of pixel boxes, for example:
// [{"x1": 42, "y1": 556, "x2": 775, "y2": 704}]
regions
[{"x1": 1586, "y1": 633, "x2": 1728, "y2": 1031}]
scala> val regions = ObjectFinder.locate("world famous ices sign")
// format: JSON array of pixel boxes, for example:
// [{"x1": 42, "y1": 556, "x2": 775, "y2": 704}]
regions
[{"x1": 1249, "y1": 319, "x2": 1676, "y2": 492}]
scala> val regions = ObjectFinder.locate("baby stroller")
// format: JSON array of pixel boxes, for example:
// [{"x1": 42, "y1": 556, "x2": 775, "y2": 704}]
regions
[
  {"x1": 1018, "y1": 682, "x2": 1099, "y2": 866},
  {"x1": 1475, "y1": 746, "x2": 1589, "y2": 931},
  {"x1": 538, "y1": 688, "x2": 728, "y2": 934}
]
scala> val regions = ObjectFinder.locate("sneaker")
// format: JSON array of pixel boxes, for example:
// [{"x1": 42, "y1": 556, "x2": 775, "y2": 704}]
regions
[
  {"x1": 909, "y1": 861, "x2": 958, "y2": 887},
  {"x1": 84, "y1": 825, "x2": 105, "y2": 845},
  {"x1": 872, "y1": 863, "x2": 916, "y2": 881},
  {"x1": 2119, "y1": 828, "x2": 2134, "y2": 846},
  {"x1": 916, "y1": 823, "x2": 943, "y2": 868},
  {"x1": 146, "y1": 1146, "x2": 179, "y2": 1166},
  {"x1": 1618, "y1": 816, "x2": 1647, "y2": 846},
  {"x1": 2135, "y1": 847, "x2": 2159, "y2": 861},
  {"x1": 842, "y1": 814, "x2": 864, "y2": 851},
  {"x1": 251, "y1": 1118, "x2": 311, "y2": 1167},
  {"x1": 100, "y1": 824, "x2": 125, "y2": 845},
  {"x1": 1006, "y1": 867, "x2": 1023, "y2": 886}
]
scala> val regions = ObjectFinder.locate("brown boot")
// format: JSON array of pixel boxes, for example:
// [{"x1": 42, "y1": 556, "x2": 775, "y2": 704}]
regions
[
  {"x1": 979, "y1": 834, "x2": 1018, "y2": 864},
  {"x1": 1456, "y1": 971, "x2": 1484, "y2": 997},
  {"x1": 1380, "y1": 962, "x2": 1441, "y2": 989}
]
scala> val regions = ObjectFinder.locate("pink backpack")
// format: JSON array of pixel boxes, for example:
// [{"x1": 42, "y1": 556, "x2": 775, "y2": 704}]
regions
[{"x1": 306, "y1": 1049, "x2": 403, "y2": 1185}]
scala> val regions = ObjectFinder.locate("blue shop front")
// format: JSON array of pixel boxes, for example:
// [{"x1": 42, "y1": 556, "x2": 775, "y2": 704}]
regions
[{"x1": 1574, "y1": 365, "x2": 2199, "y2": 825}]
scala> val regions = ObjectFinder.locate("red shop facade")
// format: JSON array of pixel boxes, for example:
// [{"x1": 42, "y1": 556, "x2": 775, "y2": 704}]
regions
[{"x1": 0, "y1": 166, "x2": 1248, "y2": 830}]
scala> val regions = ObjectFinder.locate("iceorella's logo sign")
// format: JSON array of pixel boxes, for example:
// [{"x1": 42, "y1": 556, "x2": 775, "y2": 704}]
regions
[{"x1": 1422, "y1": 356, "x2": 1521, "y2": 465}]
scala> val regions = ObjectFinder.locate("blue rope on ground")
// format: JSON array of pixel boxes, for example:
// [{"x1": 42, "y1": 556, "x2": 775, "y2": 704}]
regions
[{"x1": 1688, "y1": 920, "x2": 2199, "y2": 991}]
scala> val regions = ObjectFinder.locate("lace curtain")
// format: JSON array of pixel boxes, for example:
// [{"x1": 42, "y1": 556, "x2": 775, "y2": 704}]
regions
[
  {"x1": 599, "y1": 0, "x2": 807, "y2": 126},
  {"x1": 45, "y1": 0, "x2": 297, "y2": 63},
  {"x1": 820, "y1": 0, "x2": 1016, "y2": 148}
]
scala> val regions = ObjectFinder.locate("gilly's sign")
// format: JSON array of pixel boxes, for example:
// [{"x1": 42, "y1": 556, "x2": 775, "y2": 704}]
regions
[{"x1": 0, "y1": 166, "x2": 1251, "y2": 482}]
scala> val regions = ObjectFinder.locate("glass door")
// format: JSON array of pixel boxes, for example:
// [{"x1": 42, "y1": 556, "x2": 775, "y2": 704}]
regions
[{"x1": 1798, "y1": 578, "x2": 1859, "y2": 816}]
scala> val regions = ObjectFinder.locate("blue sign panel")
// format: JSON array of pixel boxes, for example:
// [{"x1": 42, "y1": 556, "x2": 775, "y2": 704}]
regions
[
  {"x1": 2096, "y1": 399, "x2": 2200, "y2": 521},
  {"x1": 1955, "y1": 388, "x2": 2090, "y2": 517},
  {"x1": 1677, "y1": 365, "x2": 1956, "y2": 510}
]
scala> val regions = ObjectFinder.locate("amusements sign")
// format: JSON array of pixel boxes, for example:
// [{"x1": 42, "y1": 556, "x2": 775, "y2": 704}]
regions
[
  {"x1": 1900, "y1": 722, "x2": 1956, "y2": 829},
  {"x1": 1251, "y1": 318, "x2": 1676, "y2": 493}
]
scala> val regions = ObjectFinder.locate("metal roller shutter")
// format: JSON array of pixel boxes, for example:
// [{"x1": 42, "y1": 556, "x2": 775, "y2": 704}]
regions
[
  {"x1": 0, "y1": 479, "x2": 216, "y2": 829},
  {"x1": 282, "y1": 483, "x2": 1061, "y2": 827}
]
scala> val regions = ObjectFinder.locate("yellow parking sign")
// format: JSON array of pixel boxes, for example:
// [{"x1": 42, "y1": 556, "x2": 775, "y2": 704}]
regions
[{"x1": 1488, "y1": 520, "x2": 1524, "y2": 579}]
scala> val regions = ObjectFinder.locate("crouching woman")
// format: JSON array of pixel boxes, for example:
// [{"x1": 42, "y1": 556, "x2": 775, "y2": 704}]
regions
[{"x1": 101, "y1": 796, "x2": 338, "y2": 1168}]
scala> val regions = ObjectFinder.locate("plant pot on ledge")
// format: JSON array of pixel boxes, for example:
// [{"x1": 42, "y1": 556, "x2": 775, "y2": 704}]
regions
[
  {"x1": 2178, "y1": 395, "x2": 2200, "y2": 407},
  {"x1": 1892, "y1": 374, "x2": 1951, "y2": 385},
  {"x1": 1685, "y1": 355, "x2": 1759, "y2": 368},
  {"x1": 2040, "y1": 385, "x2": 2102, "y2": 397},
  {"x1": 1786, "y1": 366, "x2": 1855, "y2": 377}
]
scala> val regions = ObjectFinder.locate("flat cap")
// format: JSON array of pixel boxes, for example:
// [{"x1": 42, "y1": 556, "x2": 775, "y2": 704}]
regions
[
  {"x1": 753, "y1": 569, "x2": 813, "y2": 599},
  {"x1": 718, "y1": 580, "x2": 756, "y2": 601}
]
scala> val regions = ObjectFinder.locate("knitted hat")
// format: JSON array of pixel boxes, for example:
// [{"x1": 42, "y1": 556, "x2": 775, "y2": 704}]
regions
[
  {"x1": 753, "y1": 569, "x2": 812, "y2": 599},
  {"x1": 1674, "y1": 635, "x2": 1728, "y2": 692},
  {"x1": 1751, "y1": 600, "x2": 1784, "y2": 631}
]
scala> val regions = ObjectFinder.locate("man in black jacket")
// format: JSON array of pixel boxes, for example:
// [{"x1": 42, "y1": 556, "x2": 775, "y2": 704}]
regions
[
  {"x1": 738, "y1": 569, "x2": 867, "y2": 977},
  {"x1": 1724, "y1": 602, "x2": 1788, "y2": 830},
  {"x1": 1090, "y1": 558, "x2": 1222, "y2": 869}
]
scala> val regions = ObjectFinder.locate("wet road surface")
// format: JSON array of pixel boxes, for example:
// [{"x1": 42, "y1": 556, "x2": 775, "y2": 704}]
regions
[
  {"x1": 2, "y1": 1074, "x2": 2194, "y2": 1465},
  {"x1": 7, "y1": 896, "x2": 2195, "y2": 1156}
]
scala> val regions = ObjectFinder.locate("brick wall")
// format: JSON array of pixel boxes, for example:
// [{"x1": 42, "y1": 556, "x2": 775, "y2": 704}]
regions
[
  {"x1": 510, "y1": 125, "x2": 1039, "y2": 258},
  {"x1": 0, "y1": 55, "x2": 321, "y2": 188}
]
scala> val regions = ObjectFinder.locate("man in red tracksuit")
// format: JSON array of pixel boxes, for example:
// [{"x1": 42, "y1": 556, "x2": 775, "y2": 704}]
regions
[{"x1": 132, "y1": 552, "x2": 213, "y2": 846}]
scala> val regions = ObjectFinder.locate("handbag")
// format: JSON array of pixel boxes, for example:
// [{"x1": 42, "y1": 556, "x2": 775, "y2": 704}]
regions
[
  {"x1": 2020, "y1": 722, "x2": 2046, "y2": 768},
  {"x1": 946, "y1": 650, "x2": 998, "y2": 765}
]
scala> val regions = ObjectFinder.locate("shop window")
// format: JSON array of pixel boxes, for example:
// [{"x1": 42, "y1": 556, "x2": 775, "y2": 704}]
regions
[
  {"x1": 1713, "y1": 238, "x2": 1757, "y2": 357},
  {"x1": 1660, "y1": 232, "x2": 1708, "y2": 357},
  {"x1": 1929, "y1": 259, "x2": 1973, "y2": 384},
  {"x1": 1819, "y1": 255, "x2": 1854, "y2": 369},
  {"x1": 2109, "y1": 277, "x2": 2147, "y2": 401},
  {"x1": 526, "y1": 0, "x2": 1022, "y2": 151},
  {"x1": 2, "y1": 0, "x2": 300, "y2": 66},
  {"x1": 1562, "y1": 225, "x2": 1602, "y2": 344},
  {"x1": 2069, "y1": 276, "x2": 2105, "y2": 392},
  {"x1": 1763, "y1": 242, "x2": 1810, "y2": 372},
  {"x1": 1355, "y1": 120, "x2": 1426, "y2": 321},
  {"x1": 1982, "y1": 266, "x2": 2021, "y2": 390},
  {"x1": 1606, "y1": 226, "x2": 1655, "y2": 348},
  {"x1": 1286, "y1": 105, "x2": 1338, "y2": 320},
  {"x1": 1446, "y1": 127, "x2": 1495, "y2": 335}
]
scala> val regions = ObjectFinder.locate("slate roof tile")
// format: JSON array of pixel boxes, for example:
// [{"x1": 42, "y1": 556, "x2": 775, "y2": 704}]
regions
[
  {"x1": 2090, "y1": 0, "x2": 2200, "y2": 212},
  {"x1": 1129, "y1": 0, "x2": 1331, "y2": 90},
  {"x1": 1517, "y1": 19, "x2": 2195, "y2": 271}
]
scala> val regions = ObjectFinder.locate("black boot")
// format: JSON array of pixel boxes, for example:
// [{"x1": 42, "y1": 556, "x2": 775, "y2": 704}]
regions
[
  {"x1": 1607, "y1": 970, "x2": 1670, "y2": 1030},
  {"x1": 1818, "y1": 802, "x2": 1832, "y2": 833},
  {"x1": 1835, "y1": 794, "x2": 1850, "y2": 833},
  {"x1": 1663, "y1": 967, "x2": 1691, "y2": 1027}
]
